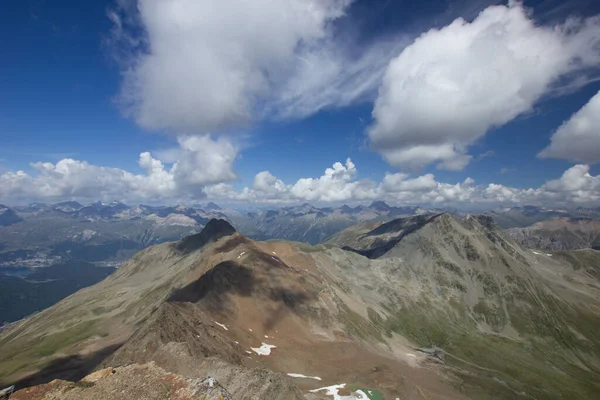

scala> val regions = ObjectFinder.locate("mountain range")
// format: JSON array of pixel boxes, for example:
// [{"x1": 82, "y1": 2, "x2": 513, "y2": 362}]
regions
[
  {"x1": 4, "y1": 202, "x2": 600, "y2": 266},
  {"x1": 0, "y1": 201, "x2": 439, "y2": 267},
  {"x1": 1, "y1": 216, "x2": 599, "y2": 399},
  {"x1": 506, "y1": 217, "x2": 600, "y2": 251}
]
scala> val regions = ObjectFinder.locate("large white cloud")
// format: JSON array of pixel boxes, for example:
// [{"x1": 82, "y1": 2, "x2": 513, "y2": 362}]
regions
[
  {"x1": 538, "y1": 90, "x2": 600, "y2": 163},
  {"x1": 0, "y1": 136, "x2": 237, "y2": 203},
  {"x1": 369, "y1": 1, "x2": 600, "y2": 170},
  {"x1": 112, "y1": 0, "x2": 399, "y2": 134}
]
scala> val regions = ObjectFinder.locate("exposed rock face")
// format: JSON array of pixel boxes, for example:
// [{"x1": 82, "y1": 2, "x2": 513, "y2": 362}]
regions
[
  {"x1": 10, "y1": 362, "x2": 233, "y2": 400},
  {"x1": 0, "y1": 385, "x2": 14, "y2": 400},
  {"x1": 506, "y1": 217, "x2": 600, "y2": 250},
  {"x1": 176, "y1": 218, "x2": 236, "y2": 253}
]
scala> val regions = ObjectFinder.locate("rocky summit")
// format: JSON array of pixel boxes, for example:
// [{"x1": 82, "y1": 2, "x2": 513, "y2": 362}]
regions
[{"x1": 1, "y1": 216, "x2": 600, "y2": 399}]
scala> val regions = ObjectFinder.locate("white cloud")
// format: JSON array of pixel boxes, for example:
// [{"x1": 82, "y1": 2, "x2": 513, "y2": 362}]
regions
[
  {"x1": 369, "y1": 1, "x2": 600, "y2": 171},
  {"x1": 541, "y1": 164, "x2": 600, "y2": 203},
  {"x1": 200, "y1": 159, "x2": 600, "y2": 207},
  {"x1": 271, "y1": 37, "x2": 409, "y2": 120},
  {"x1": 112, "y1": 0, "x2": 399, "y2": 134},
  {"x1": 171, "y1": 136, "x2": 237, "y2": 187},
  {"x1": 0, "y1": 136, "x2": 237, "y2": 203},
  {"x1": 288, "y1": 158, "x2": 377, "y2": 202},
  {"x1": 382, "y1": 173, "x2": 437, "y2": 193},
  {"x1": 3, "y1": 153, "x2": 600, "y2": 206},
  {"x1": 538, "y1": 90, "x2": 600, "y2": 163},
  {"x1": 252, "y1": 171, "x2": 288, "y2": 194}
]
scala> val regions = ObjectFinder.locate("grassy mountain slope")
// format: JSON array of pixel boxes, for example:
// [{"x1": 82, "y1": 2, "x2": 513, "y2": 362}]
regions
[
  {"x1": 2, "y1": 216, "x2": 600, "y2": 399},
  {"x1": 328, "y1": 214, "x2": 600, "y2": 399}
]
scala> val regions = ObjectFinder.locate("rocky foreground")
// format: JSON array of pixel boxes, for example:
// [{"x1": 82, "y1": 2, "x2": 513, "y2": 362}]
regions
[{"x1": 9, "y1": 362, "x2": 234, "y2": 400}]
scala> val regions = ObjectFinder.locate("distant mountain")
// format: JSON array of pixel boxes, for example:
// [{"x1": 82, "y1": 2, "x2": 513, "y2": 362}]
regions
[
  {"x1": 13, "y1": 202, "x2": 51, "y2": 214},
  {"x1": 0, "y1": 205, "x2": 23, "y2": 227},
  {"x1": 0, "y1": 202, "x2": 217, "y2": 264},
  {"x1": 52, "y1": 201, "x2": 83, "y2": 213},
  {"x1": 4, "y1": 200, "x2": 599, "y2": 267},
  {"x1": 483, "y1": 205, "x2": 600, "y2": 228},
  {"x1": 3, "y1": 216, "x2": 600, "y2": 399},
  {"x1": 205, "y1": 201, "x2": 222, "y2": 210},
  {"x1": 506, "y1": 217, "x2": 600, "y2": 250},
  {"x1": 229, "y1": 202, "x2": 440, "y2": 244},
  {"x1": 369, "y1": 200, "x2": 391, "y2": 212}
]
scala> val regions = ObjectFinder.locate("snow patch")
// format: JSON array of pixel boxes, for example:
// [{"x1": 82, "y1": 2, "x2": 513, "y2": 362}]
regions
[
  {"x1": 406, "y1": 353, "x2": 416, "y2": 357},
  {"x1": 250, "y1": 342, "x2": 276, "y2": 356},
  {"x1": 238, "y1": 251, "x2": 246, "y2": 259},
  {"x1": 309, "y1": 384, "x2": 369, "y2": 400},
  {"x1": 272, "y1": 251, "x2": 276, "y2": 255},
  {"x1": 214, "y1": 321, "x2": 228, "y2": 330},
  {"x1": 287, "y1": 373, "x2": 322, "y2": 381},
  {"x1": 248, "y1": 328, "x2": 253, "y2": 332},
  {"x1": 80, "y1": 229, "x2": 96, "y2": 240}
]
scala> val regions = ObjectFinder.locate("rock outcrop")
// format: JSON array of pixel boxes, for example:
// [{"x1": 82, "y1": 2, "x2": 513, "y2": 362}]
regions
[{"x1": 10, "y1": 362, "x2": 233, "y2": 400}]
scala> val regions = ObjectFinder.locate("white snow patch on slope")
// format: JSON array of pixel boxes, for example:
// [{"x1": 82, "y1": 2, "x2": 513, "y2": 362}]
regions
[
  {"x1": 81, "y1": 229, "x2": 96, "y2": 240},
  {"x1": 238, "y1": 251, "x2": 246, "y2": 259},
  {"x1": 214, "y1": 321, "x2": 228, "y2": 330},
  {"x1": 250, "y1": 342, "x2": 276, "y2": 356},
  {"x1": 287, "y1": 373, "x2": 321, "y2": 381},
  {"x1": 309, "y1": 383, "x2": 369, "y2": 400}
]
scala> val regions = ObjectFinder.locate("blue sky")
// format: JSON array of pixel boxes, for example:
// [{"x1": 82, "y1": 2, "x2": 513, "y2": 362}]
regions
[{"x1": 1, "y1": 0, "x2": 600, "y2": 206}]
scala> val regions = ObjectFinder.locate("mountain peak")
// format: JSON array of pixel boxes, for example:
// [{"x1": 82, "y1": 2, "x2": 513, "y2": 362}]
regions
[
  {"x1": 206, "y1": 202, "x2": 221, "y2": 210},
  {"x1": 369, "y1": 200, "x2": 391, "y2": 211},
  {"x1": 0, "y1": 205, "x2": 23, "y2": 226},
  {"x1": 53, "y1": 201, "x2": 83, "y2": 208},
  {"x1": 176, "y1": 219, "x2": 236, "y2": 253}
]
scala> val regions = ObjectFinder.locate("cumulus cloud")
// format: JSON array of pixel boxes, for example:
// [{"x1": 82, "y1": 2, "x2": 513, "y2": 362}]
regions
[
  {"x1": 369, "y1": 1, "x2": 600, "y2": 170},
  {"x1": 252, "y1": 171, "x2": 288, "y2": 194},
  {"x1": 287, "y1": 158, "x2": 378, "y2": 202},
  {"x1": 0, "y1": 136, "x2": 237, "y2": 203},
  {"x1": 3, "y1": 154, "x2": 600, "y2": 206},
  {"x1": 110, "y1": 0, "x2": 403, "y2": 134},
  {"x1": 538, "y1": 90, "x2": 600, "y2": 163},
  {"x1": 200, "y1": 158, "x2": 600, "y2": 207}
]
